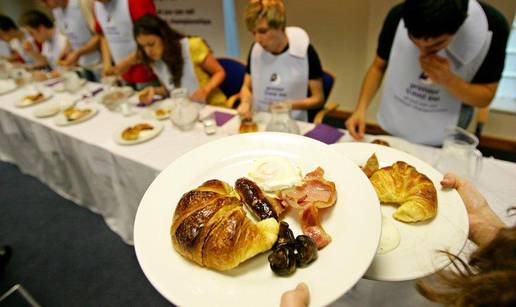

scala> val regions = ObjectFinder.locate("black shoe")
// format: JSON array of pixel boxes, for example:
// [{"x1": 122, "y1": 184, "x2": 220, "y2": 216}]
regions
[{"x1": 0, "y1": 245, "x2": 12, "y2": 270}]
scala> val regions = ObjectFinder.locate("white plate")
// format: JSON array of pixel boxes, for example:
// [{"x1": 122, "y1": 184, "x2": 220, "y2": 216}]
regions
[
  {"x1": 113, "y1": 120, "x2": 164, "y2": 145},
  {"x1": 52, "y1": 78, "x2": 86, "y2": 93},
  {"x1": 152, "y1": 108, "x2": 172, "y2": 120},
  {"x1": 33, "y1": 102, "x2": 60, "y2": 118},
  {"x1": 15, "y1": 93, "x2": 53, "y2": 108},
  {"x1": 54, "y1": 106, "x2": 98, "y2": 126},
  {"x1": 0, "y1": 80, "x2": 18, "y2": 95},
  {"x1": 134, "y1": 132, "x2": 382, "y2": 307},
  {"x1": 331, "y1": 143, "x2": 469, "y2": 281}
]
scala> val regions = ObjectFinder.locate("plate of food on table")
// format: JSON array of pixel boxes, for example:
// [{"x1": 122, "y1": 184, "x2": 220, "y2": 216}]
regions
[
  {"x1": 15, "y1": 91, "x2": 52, "y2": 108},
  {"x1": 331, "y1": 142, "x2": 469, "y2": 281},
  {"x1": 114, "y1": 120, "x2": 164, "y2": 145},
  {"x1": 0, "y1": 79, "x2": 18, "y2": 95},
  {"x1": 134, "y1": 132, "x2": 382, "y2": 307},
  {"x1": 54, "y1": 106, "x2": 98, "y2": 126}
]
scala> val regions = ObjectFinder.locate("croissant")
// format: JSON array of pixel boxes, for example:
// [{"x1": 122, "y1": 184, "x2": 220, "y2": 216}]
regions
[
  {"x1": 170, "y1": 179, "x2": 279, "y2": 271},
  {"x1": 369, "y1": 161, "x2": 437, "y2": 222}
]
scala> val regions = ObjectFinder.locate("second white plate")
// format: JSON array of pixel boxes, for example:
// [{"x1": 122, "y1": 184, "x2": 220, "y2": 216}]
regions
[{"x1": 113, "y1": 120, "x2": 164, "y2": 145}]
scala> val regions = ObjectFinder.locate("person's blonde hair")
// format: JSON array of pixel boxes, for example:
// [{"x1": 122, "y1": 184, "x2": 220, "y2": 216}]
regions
[{"x1": 245, "y1": 0, "x2": 286, "y2": 31}]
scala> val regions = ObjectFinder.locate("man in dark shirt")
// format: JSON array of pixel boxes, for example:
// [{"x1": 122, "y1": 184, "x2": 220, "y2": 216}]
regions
[
  {"x1": 237, "y1": 0, "x2": 324, "y2": 122},
  {"x1": 346, "y1": 0, "x2": 509, "y2": 145}
]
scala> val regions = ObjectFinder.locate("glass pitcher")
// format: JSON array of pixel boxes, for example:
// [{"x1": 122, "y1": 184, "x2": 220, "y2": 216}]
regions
[
  {"x1": 265, "y1": 101, "x2": 300, "y2": 134},
  {"x1": 63, "y1": 71, "x2": 83, "y2": 94},
  {"x1": 170, "y1": 88, "x2": 199, "y2": 131},
  {"x1": 434, "y1": 127, "x2": 483, "y2": 179}
]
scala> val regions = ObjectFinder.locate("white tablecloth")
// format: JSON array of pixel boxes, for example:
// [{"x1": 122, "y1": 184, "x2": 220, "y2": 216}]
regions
[{"x1": 1, "y1": 81, "x2": 515, "y2": 306}]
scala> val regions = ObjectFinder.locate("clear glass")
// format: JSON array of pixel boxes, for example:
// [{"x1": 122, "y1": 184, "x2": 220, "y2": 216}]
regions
[
  {"x1": 434, "y1": 127, "x2": 483, "y2": 179},
  {"x1": 265, "y1": 101, "x2": 300, "y2": 134},
  {"x1": 170, "y1": 88, "x2": 199, "y2": 131},
  {"x1": 63, "y1": 71, "x2": 83, "y2": 94}
]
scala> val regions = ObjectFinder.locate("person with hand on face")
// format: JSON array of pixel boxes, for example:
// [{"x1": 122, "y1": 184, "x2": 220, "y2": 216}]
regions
[
  {"x1": 40, "y1": 0, "x2": 102, "y2": 81},
  {"x1": 19, "y1": 10, "x2": 70, "y2": 80},
  {"x1": 93, "y1": 0, "x2": 158, "y2": 90},
  {"x1": 237, "y1": 0, "x2": 324, "y2": 121},
  {"x1": 0, "y1": 15, "x2": 43, "y2": 66},
  {"x1": 346, "y1": 0, "x2": 509, "y2": 146},
  {"x1": 133, "y1": 14, "x2": 227, "y2": 106}
]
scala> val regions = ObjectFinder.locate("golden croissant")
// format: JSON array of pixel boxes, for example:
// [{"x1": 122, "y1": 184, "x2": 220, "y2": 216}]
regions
[
  {"x1": 170, "y1": 179, "x2": 279, "y2": 271},
  {"x1": 369, "y1": 161, "x2": 437, "y2": 222}
]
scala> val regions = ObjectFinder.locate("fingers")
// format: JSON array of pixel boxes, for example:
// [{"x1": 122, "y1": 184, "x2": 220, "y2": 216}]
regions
[
  {"x1": 345, "y1": 113, "x2": 365, "y2": 140},
  {"x1": 280, "y1": 283, "x2": 310, "y2": 307}
]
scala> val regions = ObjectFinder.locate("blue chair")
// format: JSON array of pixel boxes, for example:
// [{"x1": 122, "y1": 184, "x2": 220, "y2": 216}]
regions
[
  {"x1": 217, "y1": 58, "x2": 246, "y2": 108},
  {"x1": 308, "y1": 70, "x2": 336, "y2": 122}
]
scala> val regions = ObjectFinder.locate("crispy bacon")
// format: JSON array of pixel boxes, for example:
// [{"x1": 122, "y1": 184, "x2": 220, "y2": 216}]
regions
[{"x1": 279, "y1": 167, "x2": 337, "y2": 249}]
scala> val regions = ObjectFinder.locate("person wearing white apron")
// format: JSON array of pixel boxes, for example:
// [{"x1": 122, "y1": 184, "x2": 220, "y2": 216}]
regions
[
  {"x1": 94, "y1": 0, "x2": 158, "y2": 89},
  {"x1": 133, "y1": 14, "x2": 227, "y2": 106},
  {"x1": 0, "y1": 15, "x2": 42, "y2": 66},
  {"x1": 19, "y1": 10, "x2": 70, "y2": 80},
  {"x1": 238, "y1": 0, "x2": 324, "y2": 122},
  {"x1": 346, "y1": 0, "x2": 509, "y2": 146},
  {"x1": 42, "y1": 0, "x2": 102, "y2": 81}
]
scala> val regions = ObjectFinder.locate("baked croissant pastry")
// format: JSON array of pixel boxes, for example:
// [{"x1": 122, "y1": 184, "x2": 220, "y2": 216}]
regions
[
  {"x1": 171, "y1": 179, "x2": 279, "y2": 271},
  {"x1": 369, "y1": 161, "x2": 437, "y2": 222}
]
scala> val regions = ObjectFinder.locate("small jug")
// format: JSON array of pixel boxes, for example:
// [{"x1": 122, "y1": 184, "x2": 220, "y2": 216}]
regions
[
  {"x1": 265, "y1": 101, "x2": 300, "y2": 134},
  {"x1": 63, "y1": 71, "x2": 83, "y2": 93},
  {"x1": 170, "y1": 88, "x2": 199, "y2": 131},
  {"x1": 434, "y1": 127, "x2": 483, "y2": 179}
]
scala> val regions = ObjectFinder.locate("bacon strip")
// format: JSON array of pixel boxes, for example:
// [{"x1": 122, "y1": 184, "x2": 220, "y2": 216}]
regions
[{"x1": 279, "y1": 167, "x2": 337, "y2": 249}]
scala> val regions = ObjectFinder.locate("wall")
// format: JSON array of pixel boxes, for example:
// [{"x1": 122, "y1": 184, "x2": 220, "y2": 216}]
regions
[{"x1": 2, "y1": 0, "x2": 515, "y2": 140}]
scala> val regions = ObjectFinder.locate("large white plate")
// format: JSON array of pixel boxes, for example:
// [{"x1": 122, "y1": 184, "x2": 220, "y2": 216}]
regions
[
  {"x1": 0, "y1": 79, "x2": 18, "y2": 95},
  {"x1": 113, "y1": 120, "x2": 164, "y2": 145},
  {"x1": 54, "y1": 106, "x2": 98, "y2": 126},
  {"x1": 134, "y1": 132, "x2": 382, "y2": 307},
  {"x1": 15, "y1": 93, "x2": 53, "y2": 108},
  {"x1": 331, "y1": 143, "x2": 469, "y2": 281}
]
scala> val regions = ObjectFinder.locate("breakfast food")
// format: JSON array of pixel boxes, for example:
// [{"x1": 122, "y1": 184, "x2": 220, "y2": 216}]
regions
[
  {"x1": 369, "y1": 161, "x2": 437, "y2": 222},
  {"x1": 63, "y1": 107, "x2": 91, "y2": 122},
  {"x1": 171, "y1": 179, "x2": 279, "y2": 271},
  {"x1": 239, "y1": 118, "x2": 258, "y2": 133},
  {"x1": 102, "y1": 91, "x2": 125, "y2": 104},
  {"x1": 280, "y1": 167, "x2": 337, "y2": 249},
  {"x1": 154, "y1": 108, "x2": 170, "y2": 118},
  {"x1": 121, "y1": 123, "x2": 154, "y2": 141},
  {"x1": 268, "y1": 221, "x2": 318, "y2": 276},
  {"x1": 235, "y1": 177, "x2": 286, "y2": 220},
  {"x1": 21, "y1": 92, "x2": 44, "y2": 105},
  {"x1": 371, "y1": 139, "x2": 390, "y2": 147},
  {"x1": 361, "y1": 153, "x2": 379, "y2": 178},
  {"x1": 248, "y1": 156, "x2": 302, "y2": 192}
]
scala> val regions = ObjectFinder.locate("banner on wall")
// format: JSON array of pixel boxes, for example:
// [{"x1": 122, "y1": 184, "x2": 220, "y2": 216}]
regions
[{"x1": 155, "y1": 0, "x2": 239, "y2": 57}]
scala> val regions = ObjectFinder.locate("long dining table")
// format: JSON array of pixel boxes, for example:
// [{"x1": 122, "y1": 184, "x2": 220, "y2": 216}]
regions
[{"x1": 1, "y1": 79, "x2": 515, "y2": 306}]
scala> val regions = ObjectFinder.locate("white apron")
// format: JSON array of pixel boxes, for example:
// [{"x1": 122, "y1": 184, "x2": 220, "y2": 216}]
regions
[
  {"x1": 41, "y1": 29, "x2": 68, "y2": 69},
  {"x1": 9, "y1": 30, "x2": 38, "y2": 65},
  {"x1": 94, "y1": 0, "x2": 135, "y2": 64},
  {"x1": 378, "y1": 0, "x2": 492, "y2": 146},
  {"x1": 251, "y1": 27, "x2": 309, "y2": 121},
  {"x1": 53, "y1": 0, "x2": 101, "y2": 67},
  {"x1": 151, "y1": 38, "x2": 199, "y2": 95}
]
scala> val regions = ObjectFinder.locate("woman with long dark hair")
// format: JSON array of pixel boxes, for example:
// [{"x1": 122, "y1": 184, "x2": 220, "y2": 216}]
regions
[{"x1": 133, "y1": 14, "x2": 226, "y2": 106}]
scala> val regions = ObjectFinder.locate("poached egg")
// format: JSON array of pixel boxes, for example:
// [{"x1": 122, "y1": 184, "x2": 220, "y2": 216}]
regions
[{"x1": 248, "y1": 156, "x2": 302, "y2": 192}]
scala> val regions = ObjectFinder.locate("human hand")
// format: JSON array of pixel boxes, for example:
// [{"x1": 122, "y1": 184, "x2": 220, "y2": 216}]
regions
[
  {"x1": 102, "y1": 64, "x2": 117, "y2": 77},
  {"x1": 236, "y1": 101, "x2": 253, "y2": 119},
  {"x1": 190, "y1": 87, "x2": 209, "y2": 103},
  {"x1": 420, "y1": 55, "x2": 454, "y2": 86},
  {"x1": 280, "y1": 283, "x2": 310, "y2": 307},
  {"x1": 138, "y1": 87, "x2": 155, "y2": 105},
  {"x1": 345, "y1": 109, "x2": 366, "y2": 140},
  {"x1": 440, "y1": 173, "x2": 505, "y2": 246},
  {"x1": 60, "y1": 51, "x2": 80, "y2": 67},
  {"x1": 22, "y1": 41, "x2": 34, "y2": 53}
]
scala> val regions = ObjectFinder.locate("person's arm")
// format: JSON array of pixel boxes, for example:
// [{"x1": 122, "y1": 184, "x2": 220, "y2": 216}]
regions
[
  {"x1": 440, "y1": 173, "x2": 506, "y2": 246},
  {"x1": 112, "y1": 51, "x2": 138, "y2": 76},
  {"x1": 61, "y1": 34, "x2": 101, "y2": 67},
  {"x1": 99, "y1": 34, "x2": 114, "y2": 76},
  {"x1": 345, "y1": 56, "x2": 388, "y2": 139},
  {"x1": 290, "y1": 79, "x2": 324, "y2": 110},
  {"x1": 190, "y1": 52, "x2": 226, "y2": 103},
  {"x1": 138, "y1": 85, "x2": 167, "y2": 104},
  {"x1": 420, "y1": 55, "x2": 498, "y2": 107},
  {"x1": 237, "y1": 74, "x2": 253, "y2": 118},
  {"x1": 23, "y1": 40, "x2": 48, "y2": 69}
]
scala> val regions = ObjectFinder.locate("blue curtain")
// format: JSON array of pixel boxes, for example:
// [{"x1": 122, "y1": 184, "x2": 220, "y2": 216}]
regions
[{"x1": 223, "y1": 0, "x2": 240, "y2": 57}]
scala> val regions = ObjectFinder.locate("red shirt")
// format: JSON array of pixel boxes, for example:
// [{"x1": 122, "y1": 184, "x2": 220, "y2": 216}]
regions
[{"x1": 95, "y1": 0, "x2": 157, "y2": 84}]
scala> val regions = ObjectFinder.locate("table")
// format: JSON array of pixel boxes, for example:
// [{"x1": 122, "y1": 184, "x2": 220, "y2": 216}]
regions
[{"x1": 1, "y1": 80, "x2": 515, "y2": 306}]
